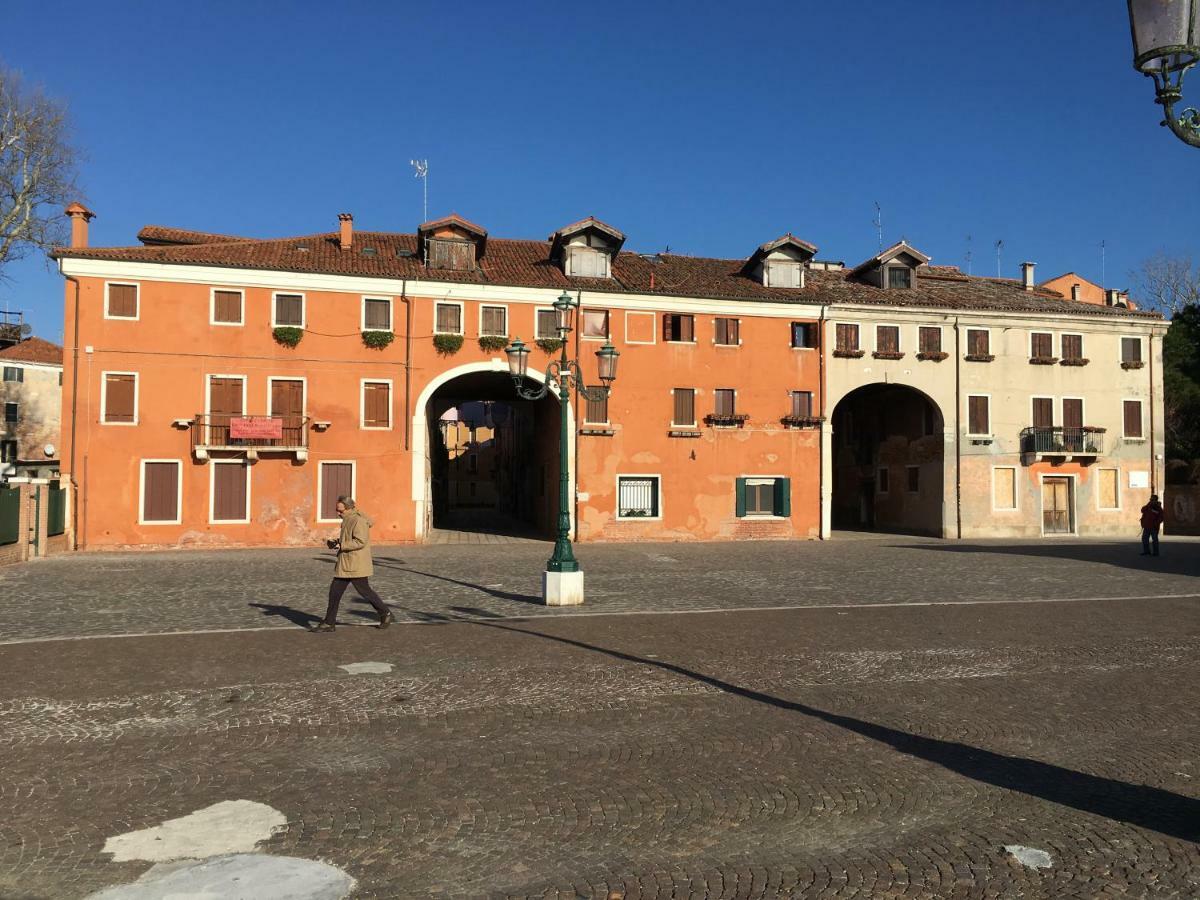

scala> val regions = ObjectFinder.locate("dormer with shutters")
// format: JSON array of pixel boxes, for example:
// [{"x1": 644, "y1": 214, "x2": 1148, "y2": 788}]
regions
[
  {"x1": 418, "y1": 214, "x2": 487, "y2": 271},
  {"x1": 742, "y1": 234, "x2": 818, "y2": 289},
  {"x1": 548, "y1": 217, "x2": 625, "y2": 279},
  {"x1": 848, "y1": 240, "x2": 930, "y2": 290}
]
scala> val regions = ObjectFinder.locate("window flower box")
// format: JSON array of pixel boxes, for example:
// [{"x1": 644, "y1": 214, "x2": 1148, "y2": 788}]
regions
[
  {"x1": 872, "y1": 351, "x2": 905, "y2": 360},
  {"x1": 1029, "y1": 356, "x2": 1059, "y2": 365},
  {"x1": 964, "y1": 353, "x2": 995, "y2": 362},
  {"x1": 781, "y1": 415, "x2": 824, "y2": 429},
  {"x1": 1121, "y1": 360, "x2": 1145, "y2": 370},
  {"x1": 832, "y1": 349, "x2": 865, "y2": 359},
  {"x1": 1060, "y1": 357, "x2": 1089, "y2": 366},
  {"x1": 704, "y1": 413, "x2": 750, "y2": 427},
  {"x1": 916, "y1": 351, "x2": 948, "y2": 362}
]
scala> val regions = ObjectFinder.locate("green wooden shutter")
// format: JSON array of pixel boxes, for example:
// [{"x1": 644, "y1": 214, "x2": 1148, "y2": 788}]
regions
[
  {"x1": 774, "y1": 477, "x2": 791, "y2": 517},
  {"x1": 735, "y1": 478, "x2": 747, "y2": 517}
]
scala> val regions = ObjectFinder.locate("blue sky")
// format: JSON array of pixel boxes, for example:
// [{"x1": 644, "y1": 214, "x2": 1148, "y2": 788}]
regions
[{"x1": 3, "y1": 1, "x2": 1196, "y2": 341}]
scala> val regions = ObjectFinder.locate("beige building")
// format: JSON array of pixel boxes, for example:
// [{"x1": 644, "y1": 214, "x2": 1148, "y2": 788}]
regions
[
  {"x1": 0, "y1": 331, "x2": 63, "y2": 482},
  {"x1": 822, "y1": 245, "x2": 1165, "y2": 538}
]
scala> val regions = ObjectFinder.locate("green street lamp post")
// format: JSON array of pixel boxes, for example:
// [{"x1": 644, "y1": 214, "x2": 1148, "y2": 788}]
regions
[
  {"x1": 1128, "y1": 0, "x2": 1200, "y2": 146},
  {"x1": 506, "y1": 291, "x2": 619, "y2": 605}
]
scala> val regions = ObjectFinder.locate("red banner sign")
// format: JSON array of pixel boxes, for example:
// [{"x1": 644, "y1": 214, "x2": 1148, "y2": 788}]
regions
[{"x1": 229, "y1": 416, "x2": 283, "y2": 440}]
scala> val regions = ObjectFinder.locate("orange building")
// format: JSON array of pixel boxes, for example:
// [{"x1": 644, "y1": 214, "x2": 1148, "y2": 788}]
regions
[{"x1": 53, "y1": 207, "x2": 1164, "y2": 550}]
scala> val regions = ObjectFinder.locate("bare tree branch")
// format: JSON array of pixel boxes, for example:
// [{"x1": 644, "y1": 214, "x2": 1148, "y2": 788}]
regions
[
  {"x1": 1134, "y1": 253, "x2": 1200, "y2": 317},
  {"x1": 0, "y1": 65, "x2": 81, "y2": 273}
]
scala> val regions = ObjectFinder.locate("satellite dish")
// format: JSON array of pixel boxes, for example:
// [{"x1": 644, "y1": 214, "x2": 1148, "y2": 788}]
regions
[
  {"x1": 19, "y1": 323, "x2": 32, "y2": 336},
  {"x1": 43, "y1": 444, "x2": 55, "y2": 458}
]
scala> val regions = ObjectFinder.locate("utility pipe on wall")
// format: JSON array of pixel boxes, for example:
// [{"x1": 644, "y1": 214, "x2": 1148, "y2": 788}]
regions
[
  {"x1": 953, "y1": 315, "x2": 962, "y2": 539},
  {"x1": 60, "y1": 261, "x2": 82, "y2": 551}
]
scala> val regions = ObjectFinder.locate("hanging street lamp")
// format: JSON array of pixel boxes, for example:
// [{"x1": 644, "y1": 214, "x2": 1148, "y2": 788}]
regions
[
  {"x1": 1128, "y1": 0, "x2": 1200, "y2": 146},
  {"x1": 505, "y1": 291, "x2": 620, "y2": 605}
]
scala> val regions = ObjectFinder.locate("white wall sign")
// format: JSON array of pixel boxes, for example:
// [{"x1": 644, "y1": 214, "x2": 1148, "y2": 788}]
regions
[{"x1": 1129, "y1": 470, "x2": 1150, "y2": 489}]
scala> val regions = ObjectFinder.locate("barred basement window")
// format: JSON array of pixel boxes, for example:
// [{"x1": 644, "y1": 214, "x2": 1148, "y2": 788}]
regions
[{"x1": 617, "y1": 475, "x2": 660, "y2": 519}]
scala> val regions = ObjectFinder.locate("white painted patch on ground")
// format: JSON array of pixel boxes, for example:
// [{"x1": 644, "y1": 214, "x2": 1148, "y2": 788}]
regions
[
  {"x1": 86, "y1": 853, "x2": 354, "y2": 899},
  {"x1": 1005, "y1": 844, "x2": 1053, "y2": 869},
  {"x1": 338, "y1": 661, "x2": 393, "y2": 675},
  {"x1": 101, "y1": 800, "x2": 287, "y2": 862}
]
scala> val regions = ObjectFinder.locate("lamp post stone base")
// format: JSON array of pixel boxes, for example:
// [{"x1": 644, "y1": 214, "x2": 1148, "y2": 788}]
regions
[{"x1": 542, "y1": 569, "x2": 584, "y2": 606}]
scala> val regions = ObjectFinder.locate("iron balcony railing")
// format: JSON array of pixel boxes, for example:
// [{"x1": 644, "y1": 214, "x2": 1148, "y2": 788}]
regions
[
  {"x1": 189, "y1": 413, "x2": 309, "y2": 451},
  {"x1": 1019, "y1": 426, "x2": 1106, "y2": 456}
]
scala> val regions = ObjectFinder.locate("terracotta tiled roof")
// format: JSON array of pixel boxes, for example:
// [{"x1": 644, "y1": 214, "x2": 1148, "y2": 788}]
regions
[
  {"x1": 53, "y1": 228, "x2": 1161, "y2": 320},
  {"x1": 137, "y1": 225, "x2": 255, "y2": 245},
  {"x1": 0, "y1": 337, "x2": 63, "y2": 365}
]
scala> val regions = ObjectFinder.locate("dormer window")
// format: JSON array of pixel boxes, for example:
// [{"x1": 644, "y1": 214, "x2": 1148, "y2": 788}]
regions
[
  {"x1": 428, "y1": 238, "x2": 474, "y2": 270},
  {"x1": 549, "y1": 217, "x2": 625, "y2": 280},
  {"x1": 887, "y1": 266, "x2": 912, "y2": 289},
  {"x1": 849, "y1": 241, "x2": 930, "y2": 290},
  {"x1": 417, "y1": 214, "x2": 487, "y2": 273},
  {"x1": 743, "y1": 234, "x2": 817, "y2": 289}
]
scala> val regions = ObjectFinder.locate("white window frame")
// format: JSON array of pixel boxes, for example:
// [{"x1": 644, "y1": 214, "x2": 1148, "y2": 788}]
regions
[
  {"x1": 615, "y1": 473, "x2": 663, "y2": 521},
  {"x1": 1028, "y1": 330, "x2": 1055, "y2": 358},
  {"x1": 1060, "y1": 331, "x2": 1085, "y2": 359},
  {"x1": 790, "y1": 320, "x2": 819, "y2": 350},
  {"x1": 138, "y1": 458, "x2": 183, "y2": 525},
  {"x1": 917, "y1": 324, "x2": 944, "y2": 354},
  {"x1": 567, "y1": 245, "x2": 610, "y2": 278},
  {"x1": 884, "y1": 264, "x2": 913, "y2": 289},
  {"x1": 625, "y1": 311, "x2": 656, "y2": 345},
  {"x1": 360, "y1": 378, "x2": 394, "y2": 430},
  {"x1": 1120, "y1": 334, "x2": 1145, "y2": 364},
  {"x1": 742, "y1": 475, "x2": 785, "y2": 519},
  {"x1": 104, "y1": 281, "x2": 140, "y2": 321},
  {"x1": 965, "y1": 393, "x2": 991, "y2": 437},
  {"x1": 478, "y1": 304, "x2": 509, "y2": 338},
  {"x1": 671, "y1": 387, "x2": 698, "y2": 428},
  {"x1": 266, "y1": 376, "x2": 308, "y2": 418},
  {"x1": 433, "y1": 300, "x2": 465, "y2": 336},
  {"x1": 1030, "y1": 395, "x2": 1055, "y2": 428},
  {"x1": 209, "y1": 287, "x2": 244, "y2": 327},
  {"x1": 317, "y1": 460, "x2": 357, "y2": 524},
  {"x1": 711, "y1": 387, "x2": 738, "y2": 426},
  {"x1": 205, "y1": 373, "x2": 248, "y2": 421},
  {"x1": 2, "y1": 365, "x2": 23, "y2": 383},
  {"x1": 534, "y1": 306, "x2": 560, "y2": 340},
  {"x1": 991, "y1": 465, "x2": 1019, "y2": 512},
  {"x1": 876, "y1": 466, "x2": 890, "y2": 495},
  {"x1": 208, "y1": 459, "x2": 251, "y2": 524},
  {"x1": 964, "y1": 326, "x2": 992, "y2": 356},
  {"x1": 1038, "y1": 472, "x2": 1078, "y2": 537},
  {"x1": 583, "y1": 390, "x2": 610, "y2": 427},
  {"x1": 873, "y1": 322, "x2": 903, "y2": 352},
  {"x1": 271, "y1": 291, "x2": 306, "y2": 329},
  {"x1": 1121, "y1": 397, "x2": 1146, "y2": 440},
  {"x1": 361, "y1": 296, "x2": 393, "y2": 333},
  {"x1": 1096, "y1": 466, "x2": 1122, "y2": 511},
  {"x1": 100, "y1": 370, "x2": 140, "y2": 426},
  {"x1": 712, "y1": 316, "x2": 742, "y2": 347},
  {"x1": 580, "y1": 308, "x2": 611, "y2": 341},
  {"x1": 905, "y1": 465, "x2": 921, "y2": 494},
  {"x1": 764, "y1": 259, "x2": 802, "y2": 288}
]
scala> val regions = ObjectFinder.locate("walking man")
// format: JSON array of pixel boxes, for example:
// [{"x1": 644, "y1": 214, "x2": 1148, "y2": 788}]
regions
[
  {"x1": 312, "y1": 496, "x2": 394, "y2": 632},
  {"x1": 1140, "y1": 493, "x2": 1165, "y2": 557}
]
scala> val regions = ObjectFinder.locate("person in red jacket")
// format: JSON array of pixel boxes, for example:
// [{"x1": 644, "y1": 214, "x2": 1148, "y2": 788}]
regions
[{"x1": 1140, "y1": 494, "x2": 1165, "y2": 557}]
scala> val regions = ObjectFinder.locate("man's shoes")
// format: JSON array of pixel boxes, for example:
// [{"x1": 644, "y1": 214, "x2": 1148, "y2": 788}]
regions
[
  {"x1": 378, "y1": 611, "x2": 394, "y2": 629},
  {"x1": 310, "y1": 622, "x2": 336, "y2": 633}
]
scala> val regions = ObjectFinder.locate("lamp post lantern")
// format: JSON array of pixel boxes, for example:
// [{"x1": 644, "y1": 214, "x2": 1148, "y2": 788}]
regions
[
  {"x1": 505, "y1": 291, "x2": 619, "y2": 605},
  {"x1": 1128, "y1": 0, "x2": 1200, "y2": 146}
]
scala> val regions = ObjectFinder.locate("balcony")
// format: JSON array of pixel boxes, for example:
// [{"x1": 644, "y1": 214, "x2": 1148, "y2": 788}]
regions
[
  {"x1": 188, "y1": 414, "x2": 312, "y2": 461},
  {"x1": 1019, "y1": 426, "x2": 1106, "y2": 465}
]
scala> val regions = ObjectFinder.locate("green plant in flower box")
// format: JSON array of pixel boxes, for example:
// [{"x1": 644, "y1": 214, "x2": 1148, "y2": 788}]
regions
[
  {"x1": 478, "y1": 335, "x2": 508, "y2": 352},
  {"x1": 433, "y1": 333, "x2": 464, "y2": 355},
  {"x1": 273, "y1": 326, "x2": 303, "y2": 348},
  {"x1": 362, "y1": 330, "x2": 395, "y2": 350}
]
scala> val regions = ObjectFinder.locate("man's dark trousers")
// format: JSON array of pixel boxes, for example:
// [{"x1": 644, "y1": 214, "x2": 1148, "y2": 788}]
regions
[
  {"x1": 1142, "y1": 528, "x2": 1160, "y2": 556},
  {"x1": 323, "y1": 578, "x2": 388, "y2": 624}
]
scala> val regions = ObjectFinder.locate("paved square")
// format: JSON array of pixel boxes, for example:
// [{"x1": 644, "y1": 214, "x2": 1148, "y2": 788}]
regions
[{"x1": 1, "y1": 537, "x2": 1198, "y2": 898}]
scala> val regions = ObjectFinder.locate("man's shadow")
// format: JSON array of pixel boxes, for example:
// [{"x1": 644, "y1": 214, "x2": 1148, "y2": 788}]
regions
[{"x1": 248, "y1": 602, "x2": 321, "y2": 628}]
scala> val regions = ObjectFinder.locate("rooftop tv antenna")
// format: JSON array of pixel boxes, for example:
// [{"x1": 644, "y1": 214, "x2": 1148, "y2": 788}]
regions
[
  {"x1": 1100, "y1": 239, "x2": 1107, "y2": 285},
  {"x1": 965, "y1": 234, "x2": 973, "y2": 275},
  {"x1": 995, "y1": 239, "x2": 1004, "y2": 278},
  {"x1": 873, "y1": 202, "x2": 883, "y2": 250},
  {"x1": 411, "y1": 159, "x2": 429, "y2": 222}
]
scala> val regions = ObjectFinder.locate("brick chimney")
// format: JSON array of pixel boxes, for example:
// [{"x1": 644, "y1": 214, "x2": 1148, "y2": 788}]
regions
[
  {"x1": 65, "y1": 202, "x2": 95, "y2": 248},
  {"x1": 338, "y1": 213, "x2": 353, "y2": 251},
  {"x1": 1105, "y1": 288, "x2": 1119, "y2": 306},
  {"x1": 1020, "y1": 261, "x2": 1035, "y2": 291},
  {"x1": 1071, "y1": 283, "x2": 1081, "y2": 301}
]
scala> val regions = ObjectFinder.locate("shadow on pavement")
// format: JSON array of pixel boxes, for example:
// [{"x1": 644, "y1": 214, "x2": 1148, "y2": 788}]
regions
[
  {"x1": 888, "y1": 541, "x2": 1200, "y2": 578},
  {"x1": 248, "y1": 603, "x2": 320, "y2": 628},
  {"x1": 397, "y1": 569, "x2": 542, "y2": 605},
  {"x1": 455, "y1": 615, "x2": 1200, "y2": 844}
]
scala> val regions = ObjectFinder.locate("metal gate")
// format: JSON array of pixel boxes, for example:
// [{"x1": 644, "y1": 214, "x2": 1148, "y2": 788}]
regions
[
  {"x1": 0, "y1": 487, "x2": 18, "y2": 545},
  {"x1": 47, "y1": 482, "x2": 65, "y2": 537}
]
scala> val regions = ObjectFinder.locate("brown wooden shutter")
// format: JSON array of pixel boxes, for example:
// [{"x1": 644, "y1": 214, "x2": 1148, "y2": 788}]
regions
[
  {"x1": 271, "y1": 379, "x2": 304, "y2": 445},
  {"x1": 877, "y1": 326, "x2": 899, "y2": 352},
  {"x1": 715, "y1": 389, "x2": 735, "y2": 416},
  {"x1": 919, "y1": 327, "x2": 941, "y2": 353},
  {"x1": 680, "y1": 315, "x2": 694, "y2": 342},
  {"x1": 435, "y1": 304, "x2": 460, "y2": 333},
  {"x1": 143, "y1": 461, "x2": 179, "y2": 522},
  {"x1": 320, "y1": 463, "x2": 354, "y2": 520},
  {"x1": 274, "y1": 294, "x2": 303, "y2": 326},
  {"x1": 364, "y1": 299, "x2": 390, "y2": 329},
  {"x1": 209, "y1": 376, "x2": 243, "y2": 445},
  {"x1": 1062, "y1": 334, "x2": 1082, "y2": 360},
  {"x1": 363, "y1": 382, "x2": 390, "y2": 427},
  {"x1": 537, "y1": 309, "x2": 556, "y2": 339},
  {"x1": 791, "y1": 391, "x2": 812, "y2": 418},
  {"x1": 212, "y1": 463, "x2": 248, "y2": 521},
  {"x1": 1062, "y1": 398, "x2": 1083, "y2": 429},
  {"x1": 108, "y1": 284, "x2": 138, "y2": 318},
  {"x1": 1121, "y1": 337, "x2": 1142, "y2": 363},
  {"x1": 213, "y1": 290, "x2": 242, "y2": 323},
  {"x1": 1032, "y1": 397, "x2": 1054, "y2": 428},
  {"x1": 673, "y1": 388, "x2": 695, "y2": 425},
  {"x1": 585, "y1": 393, "x2": 608, "y2": 424},
  {"x1": 662, "y1": 314, "x2": 674, "y2": 342},
  {"x1": 968, "y1": 396, "x2": 989, "y2": 434},
  {"x1": 481, "y1": 306, "x2": 505, "y2": 336},
  {"x1": 1032, "y1": 332, "x2": 1053, "y2": 357},
  {"x1": 836, "y1": 323, "x2": 858, "y2": 351},
  {"x1": 430, "y1": 239, "x2": 474, "y2": 270},
  {"x1": 1123, "y1": 400, "x2": 1143, "y2": 437},
  {"x1": 104, "y1": 374, "x2": 136, "y2": 423},
  {"x1": 968, "y1": 329, "x2": 989, "y2": 355}
]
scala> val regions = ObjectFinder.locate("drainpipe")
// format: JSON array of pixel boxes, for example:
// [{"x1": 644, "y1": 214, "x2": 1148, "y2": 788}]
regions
[
  {"x1": 818, "y1": 305, "x2": 827, "y2": 539},
  {"x1": 573, "y1": 290, "x2": 582, "y2": 543},
  {"x1": 60, "y1": 260, "x2": 82, "y2": 551},
  {"x1": 400, "y1": 280, "x2": 411, "y2": 451},
  {"x1": 953, "y1": 315, "x2": 962, "y2": 539}
]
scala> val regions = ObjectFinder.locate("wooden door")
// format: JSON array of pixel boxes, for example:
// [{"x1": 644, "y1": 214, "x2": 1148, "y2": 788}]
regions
[
  {"x1": 1042, "y1": 477, "x2": 1073, "y2": 534},
  {"x1": 209, "y1": 377, "x2": 244, "y2": 445},
  {"x1": 270, "y1": 379, "x2": 304, "y2": 446}
]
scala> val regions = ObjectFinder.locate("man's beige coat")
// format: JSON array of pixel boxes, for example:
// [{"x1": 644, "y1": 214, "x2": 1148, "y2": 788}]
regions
[{"x1": 334, "y1": 509, "x2": 374, "y2": 578}]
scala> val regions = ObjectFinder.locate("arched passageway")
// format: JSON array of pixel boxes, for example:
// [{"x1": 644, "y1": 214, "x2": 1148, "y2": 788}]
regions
[
  {"x1": 830, "y1": 384, "x2": 945, "y2": 536},
  {"x1": 422, "y1": 369, "x2": 562, "y2": 539}
]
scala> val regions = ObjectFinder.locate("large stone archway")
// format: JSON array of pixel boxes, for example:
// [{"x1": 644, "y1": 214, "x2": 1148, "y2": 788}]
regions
[
  {"x1": 825, "y1": 383, "x2": 948, "y2": 537},
  {"x1": 411, "y1": 360, "x2": 575, "y2": 541}
]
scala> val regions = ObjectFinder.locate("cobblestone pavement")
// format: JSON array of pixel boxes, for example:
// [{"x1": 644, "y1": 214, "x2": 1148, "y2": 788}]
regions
[{"x1": 0, "y1": 540, "x2": 1198, "y2": 898}]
